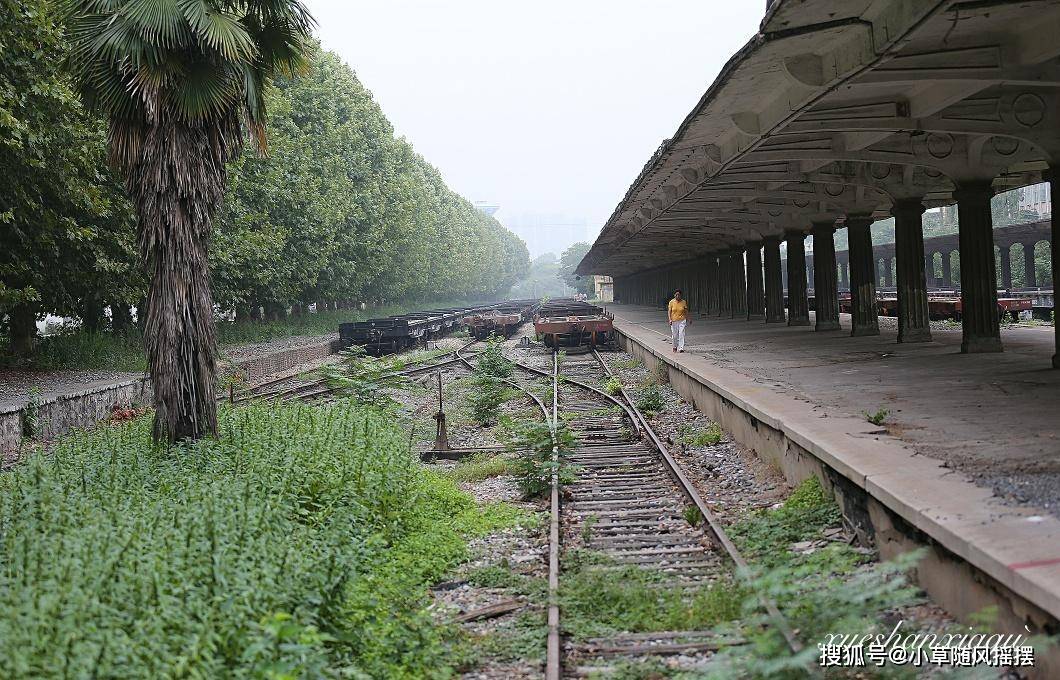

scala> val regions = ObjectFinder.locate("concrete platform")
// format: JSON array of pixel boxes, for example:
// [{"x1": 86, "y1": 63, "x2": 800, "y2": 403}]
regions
[{"x1": 606, "y1": 303, "x2": 1060, "y2": 632}]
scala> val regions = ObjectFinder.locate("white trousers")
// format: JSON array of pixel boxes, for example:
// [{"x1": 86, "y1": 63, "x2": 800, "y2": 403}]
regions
[{"x1": 671, "y1": 319, "x2": 686, "y2": 350}]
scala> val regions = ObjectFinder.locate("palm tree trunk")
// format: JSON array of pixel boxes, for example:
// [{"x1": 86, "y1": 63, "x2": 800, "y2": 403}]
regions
[{"x1": 127, "y1": 120, "x2": 234, "y2": 443}]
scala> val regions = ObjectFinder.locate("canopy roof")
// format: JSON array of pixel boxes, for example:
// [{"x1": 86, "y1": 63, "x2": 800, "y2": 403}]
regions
[{"x1": 578, "y1": 0, "x2": 1060, "y2": 276}]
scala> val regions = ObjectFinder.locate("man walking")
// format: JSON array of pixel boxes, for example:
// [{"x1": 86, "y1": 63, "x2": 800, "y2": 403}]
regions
[{"x1": 667, "y1": 289, "x2": 690, "y2": 353}]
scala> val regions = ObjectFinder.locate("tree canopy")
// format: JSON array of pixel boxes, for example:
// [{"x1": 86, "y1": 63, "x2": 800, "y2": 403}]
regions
[{"x1": 1, "y1": 6, "x2": 529, "y2": 354}]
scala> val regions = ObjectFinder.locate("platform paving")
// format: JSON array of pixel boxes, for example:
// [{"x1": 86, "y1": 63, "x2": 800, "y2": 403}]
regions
[{"x1": 606, "y1": 303, "x2": 1060, "y2": 621}]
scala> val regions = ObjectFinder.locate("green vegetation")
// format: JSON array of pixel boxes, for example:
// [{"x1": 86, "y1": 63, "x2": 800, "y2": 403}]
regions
[
  {"x1": 636, "y1": 385, "x2": 665, "y2": 416},
  {"x1": 446, "y1": 453, "x2": 514, "y2": 484},
  {"x1": 602, "y1": 376, "x2": 624, "y2": 396},
  {"x1": 558, "y1": 242, "x2": 595, "y2": 297},
  {"x1": 467, "y1": 336, "x2": 517, "y2": 425},
  {"x1": 501, "y1": 417, "x2": 578, "y2": 498},
  {"x1": 714, "y1": 477, "x2": 923, "y2": 677},
  {"x1": 560, "y1": 551, "x2": 746, "y2": 641},
  {"x1": 680, "y1": 422, "x2": 724, "y2": 447},
  {"x1": 612, "y1": 357, "x2": 642, "y2": 370},
  {"x1": 682, "y1": 505, "x2": 704, "y2": 527},
  {"x1": 863, "y1": 408, "x2": 889, "y2": 426},
  {"x1": 2, "y1": 3, "x2": 530, "y2": 374},
  {"x1": 0, "y1": 401, "x2": 525, "y2": 677}
]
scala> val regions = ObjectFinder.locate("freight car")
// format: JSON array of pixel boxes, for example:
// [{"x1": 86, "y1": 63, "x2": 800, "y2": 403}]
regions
[
  {"x1": 533, "y1": 300, "x2": 615, "y2": 348},
  {"x1": 339, "y1": 305, "x2": 481, "y2": 355},
  {"x1": 462, "y1": 299, "x2": 540, "y2": 340}
]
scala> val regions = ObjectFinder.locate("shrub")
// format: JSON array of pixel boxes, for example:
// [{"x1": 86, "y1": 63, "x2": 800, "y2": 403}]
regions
[
  {"x1": 602, "y1": 376, "x2": 623, "y2": 396},
  {"x1": 0, "y1": 401, "x2": 516, "y2": 678}
]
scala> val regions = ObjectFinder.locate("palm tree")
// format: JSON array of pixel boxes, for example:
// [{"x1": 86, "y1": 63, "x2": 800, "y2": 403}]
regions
[{"x1": 61, "y1": 0, "x2": 314, "y2": 442}]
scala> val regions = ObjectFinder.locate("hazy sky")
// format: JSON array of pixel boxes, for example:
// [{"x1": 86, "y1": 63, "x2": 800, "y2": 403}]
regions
[{"x1": 304, "y1": 1, "x2": 764, "y2": 242}]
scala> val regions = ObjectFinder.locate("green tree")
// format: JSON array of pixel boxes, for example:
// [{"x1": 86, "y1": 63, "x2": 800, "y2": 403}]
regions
[
  {"x1": 62, "y1": 0, "x2": 315, "y2": 442},
  {"x1": 0, "y1": 0, "x2": 138, "y2": 355},
  {"x1": 559, "y1": 241, "x2": 594, "y2": 296}
]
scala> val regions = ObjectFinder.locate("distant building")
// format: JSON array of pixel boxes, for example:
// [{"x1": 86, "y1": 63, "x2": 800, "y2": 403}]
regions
[
  {"x1": 1018, "y1": 182, "x2": 1051, "y2": 217},
  {"x1": 473, "y1": 201, "x2": 500, "y2": 216},
  {"x1": 593, "y1": 275, "x2": 614, "y2": 302}
]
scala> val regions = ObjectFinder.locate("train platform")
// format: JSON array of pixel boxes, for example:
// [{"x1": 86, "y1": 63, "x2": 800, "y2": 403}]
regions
[{"x1": 606, "y1": 303, "x2": 1060, "y2": 625}]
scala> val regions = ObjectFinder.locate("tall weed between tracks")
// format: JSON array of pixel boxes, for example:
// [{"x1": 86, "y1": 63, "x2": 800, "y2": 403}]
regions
[{"x1": 0, "y1": 401, "x2": 517, "y2": 678}]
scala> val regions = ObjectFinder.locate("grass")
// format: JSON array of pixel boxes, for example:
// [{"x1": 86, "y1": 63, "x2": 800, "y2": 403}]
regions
[
  {"x1": 680, "y1": 422, "x2": 723, "y2": 447},
  {"x1": 559, "y1": 550, "x2": 746, "y2": 641},
  {"x1": 0, "y1": 400, "x2": 524, "y2": 678},
  {"x1": 445, "y1": 452, "x2": 514, "y2": 483}
]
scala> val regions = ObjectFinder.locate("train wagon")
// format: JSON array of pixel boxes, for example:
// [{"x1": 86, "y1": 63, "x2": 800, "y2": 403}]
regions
[{"x1": 533, "y1": 303, "x2": 615, "y2": 348}]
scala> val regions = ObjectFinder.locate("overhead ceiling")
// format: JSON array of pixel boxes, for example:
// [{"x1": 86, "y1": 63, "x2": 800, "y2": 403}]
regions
[{"x1": 578, "y1": 0, "x2": 1060, "y2": 276}]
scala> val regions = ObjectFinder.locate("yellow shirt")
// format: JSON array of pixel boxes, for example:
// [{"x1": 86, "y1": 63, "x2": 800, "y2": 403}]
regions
[{"x1": 668, "y1": 298, "x2": 688, "y2": 321}]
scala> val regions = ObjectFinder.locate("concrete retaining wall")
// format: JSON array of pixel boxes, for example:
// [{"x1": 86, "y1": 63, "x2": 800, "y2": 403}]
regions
[{"x1": 1, "y1": 338, "x2": 342, "y2": 456}]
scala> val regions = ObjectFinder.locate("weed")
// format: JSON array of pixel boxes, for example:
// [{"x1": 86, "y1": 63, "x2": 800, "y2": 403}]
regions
[
  {"x1": 560, "y1": 551, "x2": 746, "y2": 641},
  {"x1": 863, "y1": 407, "x2": 888, "y2": 426},
  {"x1": 468, "y1": 377, "x2": 512, "y2": 426},
  {"x1": 446, "y1": 452, "x2": 513, "y2": 483},
  {"x1": 636, "y1": 385, "x2": 664, "y2": 416},
  {"x1": 475, "y1": 335, "x2": 513, "y2": 379},
  {"x1": 0, "y1": 401, "x2": 523, "y2": 677},
  {"x1": 476, "y1": 610, "x2": 547, "y2": 664},
  {"x1": 602, "y1": 376, "x2": 623, "y2": 396},
  {"x1": 500, "y1": 418, "x2": 578, "y2": 499},
  {"x1": 611, "y1": 357, "x2": 642, "y2": 370},
  {"x1": 322, "y1": 345, "x2": 413, "y2": 408},
  {"x1": 682, "y1": 422, "x2": 723, "y2": 447},
  {"x1": 581, "y1": 514, "x2": 599, "y2": 543},
  {"x1": 682, "y1": 505, "x2": 703, "y2": 527},
  {"x1": 20, "y1": 387, "x2": 42, "y2": 439}
]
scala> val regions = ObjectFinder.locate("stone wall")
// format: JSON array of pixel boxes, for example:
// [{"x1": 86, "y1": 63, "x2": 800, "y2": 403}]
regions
[{"x1": 1, "y1": 338, "x2": 342, "y2": 457}]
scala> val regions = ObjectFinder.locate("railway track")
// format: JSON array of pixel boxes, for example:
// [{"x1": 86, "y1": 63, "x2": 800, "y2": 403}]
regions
[
  {"x1": 231, "y1": 339, "x2": 483, "y2": 404},
  {"x1": 538, "y1": 347, "x2": 803, "y2": 678}
]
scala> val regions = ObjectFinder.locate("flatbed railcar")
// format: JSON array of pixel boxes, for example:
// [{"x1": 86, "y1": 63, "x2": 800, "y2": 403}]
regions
[
  {"x1": 533, "y1": 299, "x2": 615, "y2": 348},
  {"x1": 339, "y1": 304, "x2": 486, "y2": 355},
  {"x1": 462, "y1": 299, "x2": 540, "y2": 340}
]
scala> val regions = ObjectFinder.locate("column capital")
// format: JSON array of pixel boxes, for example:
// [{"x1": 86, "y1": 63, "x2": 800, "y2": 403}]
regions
[
  {"x1": 784, "y1": 228, "x2": 807, "y2": 239},
  {"x1": 844, "y1": 214, "x2": 874, "y2": 229},
  {"x1": 811, "y1": 220, "x2": 837, "y2": 234},
  {"x1": 892, "y1": 197, "x2": 926, "y2": 217},
  {"x1": 952, "y1": 180, "x2": 994, "y2": 202},
  {"x1": 763, "y1": 234, "x2": 782, "y2": 245}
]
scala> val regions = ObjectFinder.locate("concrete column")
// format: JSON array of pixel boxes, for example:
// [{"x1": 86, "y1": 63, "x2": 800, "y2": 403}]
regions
[
  {"x1": 892, "y1": 198, "x2": 932, "y2": 343},
  {"x1": 847, "y1": 215, "x2": 880, "y2": 337},
  {"x1": 812, "y1": 222, "x2": 841, "y2": 331},
  {"x1": 925, "y1": 253, "x2": 935, "y2": 289},
  {"x1": 731, "y1": 248, "x2": 747, "y2": 318},
  {"x1": 1023, "y1": 242, "x2": 1037, "y2": 288},
  {"x1": 746, "y1": 242, "x2": 765, "y2": 319},
  {"x1": 704, "y1": 256, "x2": 718, "y2": 316},
  {"x1": 999, "y1": 245, "x2": 1012, "y2": 290},
  {"x1": 884, "y1": 258, "x2": 894, "y2": 287},
  {"x1": 785, "y1": 230, "x2": 810, "y2": 326},
  {"x1": 764, "y1": 236, "x2": 785, "y2": 323},
  {"x1": 1046, "y1": 170, "x2": 1058, "y2": 368},
  {"x1": 941, "y1": 250, "x2": 953, "y2": 288},
  {"x1": 717, "y1": 253, "x2": 731, "y2": 317},
  {"x1": 954, "y1": 181, "x2": 1002, "y2": 353}
]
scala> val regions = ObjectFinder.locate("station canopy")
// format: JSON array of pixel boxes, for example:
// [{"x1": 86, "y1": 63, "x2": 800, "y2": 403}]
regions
[{"x1": 577, "y1": 0, "x2": 1060, "y2": 277}]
